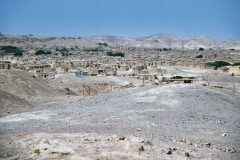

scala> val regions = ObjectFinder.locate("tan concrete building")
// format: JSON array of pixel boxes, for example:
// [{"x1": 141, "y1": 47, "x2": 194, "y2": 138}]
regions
[
  {"x1": 223, "y1": 66, "x2": 240, "y2": 76},
  {"x1": 0, "y1": 61, "x2": 11, "y2": 69}
]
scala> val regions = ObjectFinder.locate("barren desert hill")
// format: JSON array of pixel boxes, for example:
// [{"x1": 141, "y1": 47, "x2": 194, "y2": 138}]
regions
[
  {"x1": 0, "y1": 69, "x2": 64, "y2": 116},
  {"x1": 1, "y1": 33, "x2": 240, "y2": 49},
  {"x1": 0, "y1": 90, "x2": 32, "y2": 117},
  {"x1": 0, "y1": 69, "x2": 62, "y2": 98}
]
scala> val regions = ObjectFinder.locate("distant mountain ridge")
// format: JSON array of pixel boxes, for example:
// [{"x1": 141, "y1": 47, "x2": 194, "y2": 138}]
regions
[{"x1": 1, "y1": 33, "x2": 240, "y2": 50}]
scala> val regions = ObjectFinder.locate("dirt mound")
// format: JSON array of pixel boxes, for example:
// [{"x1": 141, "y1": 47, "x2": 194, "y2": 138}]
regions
[
  {"x1": 0, "y1": 69, "x2": 65, "y2": 116},
  {"x1": 0, "y1": 90, "x2": 32, "y2": 116},
  {"x1": 0, "y1": 69, "x2": 62, "y2": 97}
]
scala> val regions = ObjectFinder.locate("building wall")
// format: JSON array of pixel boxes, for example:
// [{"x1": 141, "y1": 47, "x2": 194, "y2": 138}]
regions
[
  {"x1": 0, "y1": 62, "x2": 10, "y2": 69},
  {"x1": 228, "y1": 66, "x2": 240, "y2": 75}
]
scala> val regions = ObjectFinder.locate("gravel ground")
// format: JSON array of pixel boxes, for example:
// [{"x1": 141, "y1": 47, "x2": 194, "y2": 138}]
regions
[{"x1": 0, "y1": 83, "x2": 240, "y2": 159}]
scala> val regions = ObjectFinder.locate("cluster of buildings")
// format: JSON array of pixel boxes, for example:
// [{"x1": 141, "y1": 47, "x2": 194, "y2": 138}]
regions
[{"x1": 1, "y1": 48, "x2": 240, "y2": 83}]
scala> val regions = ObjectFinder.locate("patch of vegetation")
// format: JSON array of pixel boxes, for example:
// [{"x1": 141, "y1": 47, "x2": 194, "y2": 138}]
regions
[
  {"x1": 199, "y1": 47, "x2": 204, "y2": 51},
  {"x1": 171, "y1": 76, "x2": 183, "y2": 79},
  {"x1": 98, "y1": 43, "x2": 108, "y2": 47},
  {"x1": 107, "y1": 51, "x2": 124, "y2": 57},
  {"x1": 232, "y1": 62, "x2": 240, "y2": 66},
  {"x1": 195, "y1": 54, "x2": 203, "y2": 58},
  {"x1": 56, "y1": 47, "x2": 70, "y2": 56},
  {"x1": 206, "y1": 61, "x2": 230, "y2": 68},
  {"x1": 155, "y1": 48, "x2": 162, "y2": 51},
  {"x1": 49, "y1": 151, "x2": 70, "y2": 156},
  {"x1": 56, "y1": 47, "x2": 68, "y2": 52},
  {"x1": 0, "y1": 45, "x2": 23, "y2": 56},
  {"x1": 163, "y1": 48, "x2": 169, "y2": 51},
  {"x1": 34, "y1": 149, "x2": 41, "y2": 155},
  {"x1": 35, "y1": 50, "x2": 52, "y2": 55},
  {"x1": 155, "y1": 48, "x2": 171, "y2": 51},
  {"x1": 61, "y1": 152, "x2": 70, "y2": 156},
  {"x1": 83, "y1": 48, "x2": 99, "y2": 52}
]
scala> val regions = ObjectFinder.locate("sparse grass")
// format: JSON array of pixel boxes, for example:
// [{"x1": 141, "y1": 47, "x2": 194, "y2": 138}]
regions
[
  {"x1": 61, "y1": 152, "x2": 70, "y2": 156},
  {"x1": 50, "y1": 151, "x2": 58, "y2": 154},
  {"x1": 214, "y1": 85, "x2": 223, "y2": 89},
  {"x1": 34, "y1": 149, "x2": 40, "y2": 155},
  {"x1": 49, "y1": 151, "x2": 70, "y2": 156}
]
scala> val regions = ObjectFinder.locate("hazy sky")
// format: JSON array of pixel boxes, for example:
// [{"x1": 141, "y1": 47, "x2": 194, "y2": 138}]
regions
[{"x1": 0, "y1": 0, "x2": 240, "y2": 39}]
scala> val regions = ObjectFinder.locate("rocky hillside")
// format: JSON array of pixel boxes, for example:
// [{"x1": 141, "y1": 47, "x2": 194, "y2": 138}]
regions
[{"x1": 1, "y1": 33, "x2": 240, "y2": 49}]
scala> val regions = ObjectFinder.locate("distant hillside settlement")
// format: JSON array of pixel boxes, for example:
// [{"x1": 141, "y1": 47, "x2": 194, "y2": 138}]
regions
[{"x1": 0, "y1": 34, "x2": 240, "y2": 84}]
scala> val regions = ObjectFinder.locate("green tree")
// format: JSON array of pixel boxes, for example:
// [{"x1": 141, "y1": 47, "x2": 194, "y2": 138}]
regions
[
  {"x1": 0, "y1": 45, "x2": 23, "y2": 56},
  {"x1": 107, "y1": 52, "x2": 124, "y2": 57},
  {"x1": 35, "y1": 50, "x2": 52, "y2": 55},
  {"x1": 206, "y1": 61, "x2": 230, "y2": 68}
]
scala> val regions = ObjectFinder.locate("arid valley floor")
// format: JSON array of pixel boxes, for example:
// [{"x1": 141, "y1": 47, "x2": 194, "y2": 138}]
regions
[{"x1": 0, "y1": 34, "x2": 240, "y2": 159}]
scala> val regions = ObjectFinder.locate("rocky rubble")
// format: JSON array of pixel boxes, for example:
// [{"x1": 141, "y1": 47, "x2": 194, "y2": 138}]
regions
[{"x1": 0, "y1": 83, "x2": 240, "y2": 159}]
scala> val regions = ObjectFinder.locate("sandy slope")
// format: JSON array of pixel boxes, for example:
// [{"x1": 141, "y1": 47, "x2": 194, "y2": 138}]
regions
[
  {"x1": 0, "y1": 69, "x2": 147, "y2": 116},
  {"x1": 0, "y1": 70, "x2": 64, "y2": 116},
  {"x1": 0, "y1": 70, "x2": 62, "y2": 97}
]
